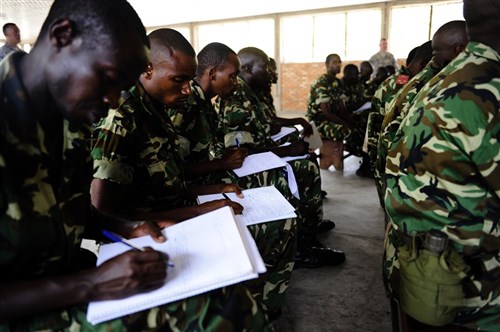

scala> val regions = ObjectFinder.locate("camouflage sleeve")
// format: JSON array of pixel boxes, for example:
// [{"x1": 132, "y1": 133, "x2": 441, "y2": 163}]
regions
[
  {"x1": 218, "y1": 95, "x2": 258, "y2": 148},
  {"x1": 91, "y1": 108, "x2": 136, "y2": 185}
]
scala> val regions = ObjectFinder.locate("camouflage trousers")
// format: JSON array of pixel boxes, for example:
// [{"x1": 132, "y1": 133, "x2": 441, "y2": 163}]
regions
[
  {"x1": 317, "y1": 120, "x2": 367, "y2": 157},
  {"x1": 206, "y1": 168, "x2": 298, "y2": 316},
  {"x1": 366, "y1": 110, "x2": 385, "y2": 208},
  {"x1": 383, "y1": 225, "x2": 500, "y2": 332},
  {"x1": 287, "y1": 158, "x2": 324, "y2": 235},
  {"x1": 1, "y1": 285, "x2": 274, "y2": 332}
]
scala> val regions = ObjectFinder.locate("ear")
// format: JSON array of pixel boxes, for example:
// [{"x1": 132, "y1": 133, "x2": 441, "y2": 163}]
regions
[
  {"x1": 242, "y1": 64, "x2": 252, "y2": 74},
  {"x1": 208, "y1": 66, "x2": 217, "y2": 80},
  {"x1": 454, "y1": 43, "x2": 466, "y2": 57},
  {"x1": 49, "y1": 19, "x2": 75, "y2": 48},
  {"x1": 143, "y1": 63, "x2": 153, "y2": 79}
]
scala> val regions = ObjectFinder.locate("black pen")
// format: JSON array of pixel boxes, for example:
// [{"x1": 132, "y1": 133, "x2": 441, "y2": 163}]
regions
[{"x1": 222, "y1": 192, "x2": 231, "y2": 200}]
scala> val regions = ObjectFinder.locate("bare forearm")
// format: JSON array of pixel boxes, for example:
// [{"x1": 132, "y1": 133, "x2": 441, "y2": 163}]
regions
[{"x1": 0, "y1": 271, "x2": 94, "y2": 322}]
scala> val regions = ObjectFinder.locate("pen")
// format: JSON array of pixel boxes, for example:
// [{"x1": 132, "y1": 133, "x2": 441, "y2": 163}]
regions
[
  {"x1": 102, "y1": 230, "x2": 174, "y2": 267},
  {"x1": 235, "y1": 138, "x2": 240, "y2": 148},
  {"x1": 222, "y1": 192, "x2": 231, "y2": 201}
]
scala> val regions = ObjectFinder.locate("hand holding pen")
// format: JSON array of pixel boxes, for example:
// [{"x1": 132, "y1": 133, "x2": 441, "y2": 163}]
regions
[{"x1": 102, "y1": 230, "x2": 174, "y2": 268}]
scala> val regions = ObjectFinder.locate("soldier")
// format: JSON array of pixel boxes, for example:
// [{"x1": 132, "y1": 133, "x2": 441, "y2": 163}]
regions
[
  {"x1": 368, "y1": 41, "x2": 433, "y2": 207},
  {"x1": 0, "y1": 22, "x2": 24, "y2": 60},
  {"x1": 167, "y1": 42, "x2": 297, "y2": 319},
  {"x1": 376, "y1": 20, "x2": 468, "y2": 204},
  {"x1": 369, "y1": 38, "x2": 397, "y2": 79},
  {"x1": 307, "y1": 54, "x2": 358, "y2": 161},
  {"x1": 217, "y1": 47, "x2": 345, "y2": 269},
  {"x1": 0, "y1": 1, "x2": 271, "y2": 331},
  {"x1": 383, "y1": 0, "x2": 500, "y2": 330},
  {"x1": 341, "y1": 64, "x2": 372, "y2": 177}
]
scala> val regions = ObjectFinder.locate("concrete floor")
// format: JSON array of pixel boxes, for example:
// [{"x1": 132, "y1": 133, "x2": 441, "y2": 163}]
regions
[{"x1": 273, "y1": 154, "x2": 392, "y2": 332}]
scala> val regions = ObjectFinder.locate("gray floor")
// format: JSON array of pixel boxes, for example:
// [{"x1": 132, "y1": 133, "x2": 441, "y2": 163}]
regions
[{"x1": 274, "y1": 154, "x2": 392, "y2": 332}]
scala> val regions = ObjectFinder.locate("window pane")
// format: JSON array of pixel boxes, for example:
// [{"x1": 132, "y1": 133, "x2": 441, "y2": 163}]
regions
[
  {"x1": 430, "y1": 2, "x2": 464, "y2": 36},
  {"x1": 313, "y1": 13, "x2": 346, "y2": 62},
  {"x1": 281, "y1": 15, "x2": 314, "y2": 63},
  {"x1": 390, "y1": 5, "x2": 431, "y2": 59},
  {"x1": 346, "y1": 9, "x2": 381, "y2": 61},
  {"x1": 197, "y1": 19, "x2": 274, "y2": 58}
]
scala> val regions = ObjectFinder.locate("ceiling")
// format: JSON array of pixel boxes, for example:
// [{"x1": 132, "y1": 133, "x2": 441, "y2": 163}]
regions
[{"x1": 0, "y1": 0, "x2": 388, "y2": 44}]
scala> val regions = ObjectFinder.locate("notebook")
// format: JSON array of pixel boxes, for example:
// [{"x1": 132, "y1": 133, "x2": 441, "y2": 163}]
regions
[
  {"x1": 197, "y1": 186, "x2": 297, "y2": 225},
  {"x1": 86, "y1": 206, "x2": 266, "y2": 325}
]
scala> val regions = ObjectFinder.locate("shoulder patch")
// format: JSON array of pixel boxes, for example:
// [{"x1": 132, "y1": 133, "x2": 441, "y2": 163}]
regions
[{"x1": 396, "y1": 75, "x2": 409, "y2": 85}]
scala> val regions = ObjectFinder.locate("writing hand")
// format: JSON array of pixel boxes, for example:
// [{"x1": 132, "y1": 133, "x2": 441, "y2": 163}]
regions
[
  {"x1": 89, "y1": 249, "x2": 168, "y2": 301},
  {"x1": 221, "y1": 148, "x2": 248, "y2": 170},
  {"x1": 127, "y1": 221, "x2": 167, "y2": 243},
  {"x1": 300, "y1": 119, "x2": 313, "y2": 137}
]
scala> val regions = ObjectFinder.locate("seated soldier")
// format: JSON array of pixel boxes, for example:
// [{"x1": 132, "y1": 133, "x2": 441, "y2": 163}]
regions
[
  {"x1": 216, "y1": 47, "x2": 346, "y2": 269},
  {"x1": 341, "y1": 64, "x2": 371, "y2": 177},
  {"x1": 0, "y1": 1, "x2": 271, "y2": 331}
]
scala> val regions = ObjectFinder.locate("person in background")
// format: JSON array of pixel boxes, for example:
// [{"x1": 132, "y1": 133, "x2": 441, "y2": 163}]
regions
[
  {"x1": 369, "y1": 38, "x2": 397, "y2": 79},
  {"x1": 341, "y1": 64, "x2": 372, "y2": 177},
  {"x1": 0, "y1": 22, "x2": 24, "y2": 60},
  {"x1": 383, "y1": 0, "x2": 499, "y2": 329}
]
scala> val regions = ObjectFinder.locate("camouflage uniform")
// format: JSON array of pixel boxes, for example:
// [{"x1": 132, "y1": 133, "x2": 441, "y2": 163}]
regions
[
  {"x1": 217, "y1": 78, "x2": 324, "y2": 238},
  {"x1": 375, "y1": 60, "x2": 442, "y2": 202},
  {"x1": 369, "y1": 51, "x2": 397, "y2": 77},
  {"x1": 383, "y1": 42, "x2": 500, "y2": 330},
  {"x1": 92, "y1": 84, "x2": 188, "y2": 213},
  {"x1": 306, "y1": 73, "x2": 348, "y2": 142},
  {"x1": 167, "y1": 80, "x2": 297, "y2": 315},
  {"x1": 369, "y1": 67, "x2": 412, "y2": 204},
  {"x1": 341, "y1": 80, "x2": 369, "y2": 157},
  {"x1": 0, "y1": 54, "x2": 272, "y2": 331}
]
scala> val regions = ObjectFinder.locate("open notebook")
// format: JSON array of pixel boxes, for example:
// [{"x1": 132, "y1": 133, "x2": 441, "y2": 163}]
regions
[
  {"x1": 197, "y1": 186, "x2": 297, "y2": 226},
  {"x1": 86, "y1": 206, "x2": 266, "y2": 325}
]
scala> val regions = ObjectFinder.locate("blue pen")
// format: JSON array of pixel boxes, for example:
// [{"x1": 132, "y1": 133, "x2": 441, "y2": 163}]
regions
[
  {"x1": 102, "y1": 230, "x2": 174, "y2": 267},
  {"x1": 235, "y1": 138, "x2": 240, "y2": 148}
]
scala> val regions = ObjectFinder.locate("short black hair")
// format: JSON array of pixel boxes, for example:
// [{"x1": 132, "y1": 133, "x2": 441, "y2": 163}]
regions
[
  {"x1": 406, "y1": 46, "x2": 419, "y2": 66},
  {"x1": 343, "y1": 64, "x2": 358, "y2": 75},
  {"x1": 325, "y1": 53, "x2": 340, "y2": 64},
  {"x1": 36, "y1": 0, "x2": 148, "y2": 50},
  {"x1": 197, "y1": 42, "x2": 236, "y2": 77},
  {"x1": 148, "y1": 28, "x2": 195, "y2": 63},
  {"x1": 2, "y1": 23, "x2": 17, "y2": 35},
  {"x1": 413, "y1": 40, "x2": 433, "y2": 64}
]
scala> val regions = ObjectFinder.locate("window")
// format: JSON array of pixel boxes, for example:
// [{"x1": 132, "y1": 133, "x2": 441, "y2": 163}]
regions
[
  {"x1": 281, "y1": 15, "x2": 314, "y2": 63},
  {"x1": 197, "y1": 19, "x2": 274, "y2": 57},
  {"x1": 430, "y1": 2, "x2": 464, "y2": 36},
  {"x1": 346, "y1": 10, "x2": 381, "y2": 61},
  {"x1": 312, "y1": 13, "x2": 346, "y2": 62},
  {"x1": 389, "y1": 5, "x2": 431, "y2": 59}
]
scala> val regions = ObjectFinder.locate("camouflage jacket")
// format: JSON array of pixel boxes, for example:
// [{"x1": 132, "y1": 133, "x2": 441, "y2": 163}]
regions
[
  {"x1": 167, "y1": 80, "x2": 224, "y2": 163},
  {"x1": 216, "y1": 77, "x2": 277, "y2": 148},
  {"x1": 306, "y1": 73, "x2": 343, "y2": 123},
  {"x1": 385, "y1": 42, "x2": 500, "y2": 306},
  {"x1": 0, "y1": 52, "x2": 90, "y2": 281},
  {"x1": 92, "y1": 83, "x2": 187, "y2": 213},
  {"x1": 376, "y1": 60, "x2": 443, "y2": 186},
  {"x1": 371, "y1": 66, "x2": 412, "y2": 118},
  {"x1": 342, "y1": 81, "x2": 366, "y2": 113}
]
